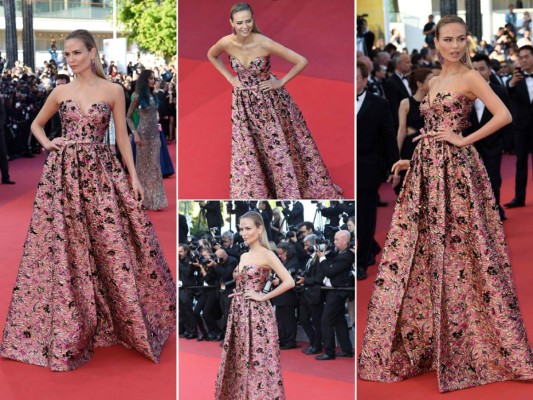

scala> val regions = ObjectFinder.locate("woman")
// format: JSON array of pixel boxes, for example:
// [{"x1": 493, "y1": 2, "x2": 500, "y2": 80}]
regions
[
  {"x1": 215, "y1": 211, "x2": 295, "y2": 399},
  {"x1": 127, "y1": 69, "x2": 168, "y2": 210},
  {"x1": 207, "y1": 2, "x2": 341, "y2": 199},
  {"x1": 394, "y1": 68, "x2": 433, "y2": 195},
  {"x1": 0, "y1": 30, "x2": 176, "y2": 371},
  {"x1": 358, "y1": 16, "x2": 533, "y2": 392},
  {"x1": 167, "y1": 82, "x2": 176, "y2": 143}
]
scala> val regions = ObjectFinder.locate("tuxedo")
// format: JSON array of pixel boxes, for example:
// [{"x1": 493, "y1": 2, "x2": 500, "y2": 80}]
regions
[
  {"x1": 214, "y1": 256, "x2": 238, "y2": 337},
  {"x1": 178, "y1": 214, "x2": 188, "y2": 244},
  {"x1": 507, "y1": 76, "x2": 533, "y2": 202},
  {"x1": 300, "y1": 254, "x2": 325, "y2": 349},
  {"x1": 383, "y1": 73, "x2": 411, "y2": 130},
  {"x1": 357, "y1": 93, "x2": 399, "y2": 275},
  {"x1": 320, "y1": 249, "x2": 354, "y2": 356},
  {"x1": 464, "y1": 82, "x2": 512, "y2": 216},
  {"x1": 272, "y1": 256, "x2": 299, "y2": 347},
  {"x1": 490, "y1": 71, "x2": 505, "y2": 87},
  {"x1": 179, "y1": 256, "x2": 199, "y2": 335}
]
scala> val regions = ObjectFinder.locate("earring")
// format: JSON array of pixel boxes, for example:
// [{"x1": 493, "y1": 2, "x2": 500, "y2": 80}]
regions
[
  {"x1": 437, "y1": 50, "x2": 444, "y2": 64},
  {"x1": 91, "y1": 59, "x2": 96, "y2": 74},
  {"x1": 461, "y1": 53, "x2": 467, "y2": 65}
]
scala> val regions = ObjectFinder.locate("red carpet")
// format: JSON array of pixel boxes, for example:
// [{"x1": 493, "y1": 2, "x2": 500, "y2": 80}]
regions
[
  {"x1": 0, "y1": 147, "x2": 176, "y2": 400},
  {"x1": 178, "y1": 0, "x2": 354, "y2": 199},
  {"x1": 357, "y1": 154, "x2": 533, "y2": 399},
  {"x1": 179, "y1": 338, "x2": 355, "y2": 399}
]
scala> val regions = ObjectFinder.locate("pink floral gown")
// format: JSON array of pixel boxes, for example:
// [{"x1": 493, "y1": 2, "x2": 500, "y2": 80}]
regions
[
  {"x1": 229, "y1": 55, "x2": 342, "y2": 199},
  {"x1": 358, "y1": 92, "x2": 533, "y2": 392},
  {"x1": 0, "y1": 100, "x2": 176, "y2": 371},
  {"x1": 215, "y1": 264, "x2": 285, "y2": 399}
]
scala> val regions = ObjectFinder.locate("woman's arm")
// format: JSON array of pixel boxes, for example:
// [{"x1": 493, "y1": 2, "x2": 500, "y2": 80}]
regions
[
  {"x1": 126, "y1": 93, "x2": 141, "y2": 144},
  {"x1": 397, "y1": 98, "x2": 409, "y2": 152},
  {"x1": 112, "y1": 84, "x2": 144, "y2": 200},
  {"x1": 243, "y1": 251, "x2": 295, "y2": 302},
  {"x1": 259, "y1": 36, "x2": 308, "y2": 90},
  {"x1": 207, "y1": 37, "x2": 241, "y2": 88},
  {"x1": 30, "y1": 88, "x2": 63, "y2": 151}
]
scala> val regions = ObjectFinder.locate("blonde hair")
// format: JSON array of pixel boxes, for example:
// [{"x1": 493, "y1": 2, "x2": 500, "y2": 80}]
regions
[
  {"x1": 65, "y1": 29, "x2": 106, "y2": 79},
  {"x1": 435, "y1": 15, "x2": 472, "y2": 69},
  {"x1": 240, "y1": 211, "x2": 270, "y2": 250}
]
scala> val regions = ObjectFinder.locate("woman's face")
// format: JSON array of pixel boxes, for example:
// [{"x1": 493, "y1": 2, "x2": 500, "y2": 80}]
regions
[
  {"x1": 347, "y1": 220, "x2": 355, "y2": 232},
  {"x1": 148, "y1": 73, "x2": 156, "y2": 88},
  {"x1": 419, "y1": 73, "x2": 433, "y2": 93},
  {"x1": 63, "y1": 38, "x2": 94, "y2": 74},
  {"x1": 239, "y1": 217, "x2": 262, "y2": 245},
  {"x1": 231, "y1": 10, "x2": 254, "y2": 38},
  {"x1": 434, "y1": 23, "x2": 467, "y2": 64}
]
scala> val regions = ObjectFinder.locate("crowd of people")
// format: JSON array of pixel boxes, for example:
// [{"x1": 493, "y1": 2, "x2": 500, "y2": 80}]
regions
[
  {"x1": 178, "y1": 201, "x2": 356, "y2": 360},
  {"x1": 0, "y1": 45, "x2": 176, "y2": 186},
  {"x1": 357, "y1": 10, "x2": 533, "y2": 280}
]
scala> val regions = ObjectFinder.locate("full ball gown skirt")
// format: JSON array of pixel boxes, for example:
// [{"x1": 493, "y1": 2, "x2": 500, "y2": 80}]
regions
[
  {"x1": 229, "y1": 55, "x2": 342, "y2": 199},
  {"x1": 358, "y1": 92, "x2": 533, "y2": 392},
  {"x1": 215, "y1": 265, "x2": 285, "y2": 400},
  {"x1": 0, "y1": 100, "x2": 177, "y2": 371},
  {"x1": 128, "y1": 94, "x2": 168, "y2": 210}
]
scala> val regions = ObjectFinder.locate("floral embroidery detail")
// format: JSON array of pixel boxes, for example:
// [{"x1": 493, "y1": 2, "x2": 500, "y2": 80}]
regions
[
  {"x1": 229, "y1": 55, "x2": 341, "y2": 199},
  {"x1": 0, "y1": 99, "x2": 176, "y2": 371},
  {"x1": 358, "y1": 92, "x2": 533, "y2": 392}
]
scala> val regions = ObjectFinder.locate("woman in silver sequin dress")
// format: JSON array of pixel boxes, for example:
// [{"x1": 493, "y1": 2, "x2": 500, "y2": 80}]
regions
[{"x1": 127, "y1": 70, "x2": 168, "y2": 210}]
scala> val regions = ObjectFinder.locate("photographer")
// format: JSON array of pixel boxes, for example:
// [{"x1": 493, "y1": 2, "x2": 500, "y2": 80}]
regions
[
  {"x1": 226, "y1": 201, "x2": 250, "y2": 226},
  {"x1": 191, "y1": 249, "x2": 222, "y2": 341},
  {"x1": 281, "y1": 200, "x2": 304, "y2": 226},
  {"x1": 213, "y1": 249, "x2": 238, "y2": 341},
  {"x1": 199, "y1": 201, "x2": 223, "y2": 234},
  {"x1": 258, "y1": 201, "x2": 273, "y2": 241},
  {"x1": 293, "y1": 221, "x2": 316, "y2": 264},
  {"x1": 272, "y1": 242, "x2": 299, "y2": 350},
  {"x1": 315, "y1": 230, "x2": 354, "y2": 360},
  {"x1": 271, "y1": 207, "x2": 284, "y2": 243},
  {"x1": 218, "y1": 231, "x2": 242, "y2": 261},
  {"x1": 297, "y1": 234, "x2": 325, "y2": 355},
  {"x1": 179, "y1": 244, "x2": 199, "y2": 339}
]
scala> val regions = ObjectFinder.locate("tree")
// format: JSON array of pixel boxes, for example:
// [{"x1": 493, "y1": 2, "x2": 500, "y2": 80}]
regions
[{"x1": 117, "y1": 0, "x2": 176, "y2": 60}]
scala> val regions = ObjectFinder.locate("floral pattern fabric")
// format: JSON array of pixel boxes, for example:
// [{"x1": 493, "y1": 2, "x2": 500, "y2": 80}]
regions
[
  {"x1": 0, "y1": 100, "x2": 176, "y2": 371},
  {"x1": 358, "y1": 92, "x2": 533, "y2": 392},
  {"x1": 215, "y1": 264, "x2": 285, "y2": 400},
  {"x1": 229, "y1": 55, "x2": 342, "y2": 199}
]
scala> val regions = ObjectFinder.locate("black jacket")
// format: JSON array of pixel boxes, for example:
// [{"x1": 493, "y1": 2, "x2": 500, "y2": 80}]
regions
[
  {"x1": 507, "y1": 78, "x2": 533, "y2": 130},
  {"x1": 383, "y1": 73, "x2": 411, "y2": 129},
  {"x1": 271, "y1": 256, "x2": 299, "y2": 306},
  {"x1": 320, "y1": 249, "x2": 354, "y2": 288}
]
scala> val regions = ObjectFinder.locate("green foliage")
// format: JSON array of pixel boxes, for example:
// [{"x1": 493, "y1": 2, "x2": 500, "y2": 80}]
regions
[{"x1": 117, "y1": 0, "x2": 176, "y2": 60}]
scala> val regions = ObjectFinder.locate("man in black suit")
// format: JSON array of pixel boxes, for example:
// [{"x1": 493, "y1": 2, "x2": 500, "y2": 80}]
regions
[
  {"x1": 505, "y1": 45, "x2": 533, "y2": 208},
  {"x1": 315, "y1": 230, "x2": 354, "y2": 360},
  {"x1": 383, "y1": 53, "x2": 412, "y2": 130},
  {"x1": 297, "y1": 234, "x2": 325, "y2": 355},
  {"x1": 357, "y1": 61, "x2": 399, "y2": 281},
  {"x1": 273, "y1": 242, "x2": 300, "y2": 350},
  {"x1": 179, "y1": 244, "x2": 199, "y2": 339},
  {"x1": 282, "y1": 200, "x2": 304, "y2": 227},
  {"x1": 466, "y1": 54, "x2": 512, "y2": 220},
  {"x1": 213, "y1": 249, "x2": 238, "y2": 341},
  {"x1": 199, "y1": 201, "x2": 223, "y2": 233}
]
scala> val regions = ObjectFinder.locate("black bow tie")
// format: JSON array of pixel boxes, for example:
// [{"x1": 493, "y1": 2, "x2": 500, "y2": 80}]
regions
[
  {"x1": 357, "y1": 89, "x2": 366, "y2": 101},
  {"x1": 399, "y1": 75, "x2": 407, "y2": 80},
  {"x1": 524, "y1": 73, "x2": 533, "y2": 78}
]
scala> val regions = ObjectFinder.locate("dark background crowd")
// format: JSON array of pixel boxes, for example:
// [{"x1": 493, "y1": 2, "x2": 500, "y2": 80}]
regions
[
  {"x1": 357, "y1": 9, "x2": 533, "y2": 281},
  {"x1": 0, "y1": 45, "x2": 176, "y2": 185},
  {"x1": 178, "y1": 200, "x2": 356, "y2": 360}
]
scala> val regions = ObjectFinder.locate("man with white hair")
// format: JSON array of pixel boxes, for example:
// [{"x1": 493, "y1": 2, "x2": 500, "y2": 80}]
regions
[{"x1": 315, "y1": 230, "x2": 354, "y2": 360}]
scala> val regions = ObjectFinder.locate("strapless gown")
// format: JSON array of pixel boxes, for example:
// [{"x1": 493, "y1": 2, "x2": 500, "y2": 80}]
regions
[
  {"x1": 358, "y1": 92, "x2": 533, "y2": 392},
  {"x1": 229, "y1": 55, "x2": 342, "y2": 199},
  {"x1": 0, "y1": 100, "x2": 176, "y2": 371},
  {"x1": 215, "y1": 264, "x2": 285, "y2": 400}
]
